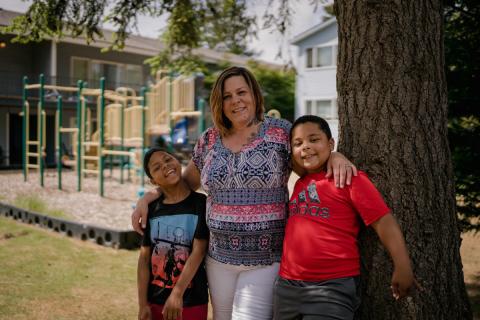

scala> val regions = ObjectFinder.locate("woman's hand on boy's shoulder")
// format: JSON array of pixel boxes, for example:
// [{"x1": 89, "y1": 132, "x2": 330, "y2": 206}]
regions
[
  {"x1": 326, "y1": 152, "x2": 358, "y2": 188},
  {"x1": 132, "y1": 188, "x2": 162, "y2": 235},
  {"x1": 132, "y1": 203, "x2": 147, "y2": 235}
]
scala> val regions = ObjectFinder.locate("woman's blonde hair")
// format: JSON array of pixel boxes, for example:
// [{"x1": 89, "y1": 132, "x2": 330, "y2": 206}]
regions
[{"x1": 210, "y1": 66, "x2": 265, "y2": 136}]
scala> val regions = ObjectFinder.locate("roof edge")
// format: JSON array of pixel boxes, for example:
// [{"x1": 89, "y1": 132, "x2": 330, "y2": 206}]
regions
[{"x1": 290, "y1": 17, "x2": 337, "y2": 46}]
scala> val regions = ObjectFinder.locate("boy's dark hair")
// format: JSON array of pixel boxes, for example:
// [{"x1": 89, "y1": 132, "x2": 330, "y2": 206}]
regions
[
  {"x1": 143, "y1": 147, "x2": 175, "y2": 179},
  {"x1": 290, "y1": 115, "x2": 332, "y2": 141}
]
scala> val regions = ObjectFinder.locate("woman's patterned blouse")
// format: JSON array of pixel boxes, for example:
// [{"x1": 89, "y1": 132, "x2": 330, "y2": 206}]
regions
[{"x1": 192, "y1": 116, "x2": 291, "y2": 266}]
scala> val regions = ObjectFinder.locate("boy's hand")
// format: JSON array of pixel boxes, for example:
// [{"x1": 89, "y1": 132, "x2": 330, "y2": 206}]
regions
[
  {"x1": 163, "y1": 290, "x2": 183, "y2": 320},
  {"x1": 138, "y1": 304, "x2": 152, "y2": 320},
  {"x1": 325, "y1": 152, "x2": 357, "y2": 188},
  {"x1": 391, "y1": 266, "x2": 419, "y2": 300}
]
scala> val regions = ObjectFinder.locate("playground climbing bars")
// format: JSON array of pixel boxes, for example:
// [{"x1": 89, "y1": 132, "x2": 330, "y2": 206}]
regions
[{"x1": 22, "y1": 72, "x2": 204, "y2": 196}]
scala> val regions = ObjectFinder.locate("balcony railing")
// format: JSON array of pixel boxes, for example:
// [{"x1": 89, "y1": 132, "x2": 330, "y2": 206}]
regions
[{"x1": 0, "y1": 71, "x2": 145, "y2": 101}]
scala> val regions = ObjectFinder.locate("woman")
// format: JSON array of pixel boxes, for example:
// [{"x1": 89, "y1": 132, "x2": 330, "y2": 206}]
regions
[{"x1": 132, "y1": 66, "x2": 356, "y2": 320}]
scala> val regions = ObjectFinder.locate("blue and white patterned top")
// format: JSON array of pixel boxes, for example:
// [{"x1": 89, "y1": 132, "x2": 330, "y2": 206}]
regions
[{"x1": 192, "y1": 116, "x2": 291, "y2": 266}]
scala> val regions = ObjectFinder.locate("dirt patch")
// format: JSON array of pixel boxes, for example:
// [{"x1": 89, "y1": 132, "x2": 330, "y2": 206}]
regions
[
  {"x1": 461, "y1": 231, "x2": 480, "y2": 318},
  {"x1": 0, "y1": 230, "x2": 29, "y2": 241}
]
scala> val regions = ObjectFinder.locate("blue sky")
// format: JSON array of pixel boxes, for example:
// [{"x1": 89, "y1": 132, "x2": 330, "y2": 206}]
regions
[{"x1": 0, "y1": 0, "x2": 328, "y2": 64}]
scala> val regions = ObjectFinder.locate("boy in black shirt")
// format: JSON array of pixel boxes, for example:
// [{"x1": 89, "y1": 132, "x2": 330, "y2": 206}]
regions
[{"x1": 138, "y1": 147, "x2": 209, "y2": 320}]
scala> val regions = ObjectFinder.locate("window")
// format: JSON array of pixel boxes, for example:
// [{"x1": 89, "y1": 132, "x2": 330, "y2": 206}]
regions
[
  {"x1": 315, "y1": 100, "x2": 331, "y2": 116},
  {"x1": 72, "y1": 58, "x2": 89, "y2": 82},
  {"x1": 306, "y1": 45, "x2": 337, "y2": 69},
  {"x1": 306, "y1": 100, "x2": 313, "y2": 114},
  {"x1": 125, "y1": 65, "x2": 143, "y2": 85},
  {"x1": 71, "y1": 57, "x2": 143, "y2": 88},
  {"x1": 91, "y1": 61, "x2": 121, "y2": 87},
  {"x1": 304, "y1": 99, "x2": 337, "y2": 119},
  {"x1": 306, "y1": 48, "x2": 313, "y2": 68},
  {"x1": 316, "y1": 47, "x2": 332, "y2": 67}
]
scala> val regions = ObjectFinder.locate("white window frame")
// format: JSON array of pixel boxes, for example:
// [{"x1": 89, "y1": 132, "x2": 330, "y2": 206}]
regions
[
  {"x1": 303, "y1": 97, "x2": 338, "y2": 120},
  {"x1": 305, "y1": 43, "x2": 338, "y2": 70}
]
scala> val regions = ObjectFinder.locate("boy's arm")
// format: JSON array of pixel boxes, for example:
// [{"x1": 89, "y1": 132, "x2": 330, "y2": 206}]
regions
[
  {"x1": 371, "y1": 213, "x2": 415, "y2": 300},
  {"x1": 162, "y1": 238, "x2": 208, "y2": 320},
  {"x1": 137, "y1": 246, "x2": 152, "y2": 320}
]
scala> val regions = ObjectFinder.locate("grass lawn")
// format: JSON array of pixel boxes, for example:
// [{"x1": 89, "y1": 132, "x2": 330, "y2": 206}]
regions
[
  {"x1": 0, "y1": 217, "x2": 138, "y2": 320},
  {"x1": 0, "y1": 216, "x2": 478, "y2": 319}
]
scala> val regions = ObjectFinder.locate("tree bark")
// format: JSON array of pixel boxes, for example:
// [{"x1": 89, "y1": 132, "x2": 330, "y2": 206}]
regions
[{"x1": 334, "y1": 0, "x2": 472, "y2": 319}]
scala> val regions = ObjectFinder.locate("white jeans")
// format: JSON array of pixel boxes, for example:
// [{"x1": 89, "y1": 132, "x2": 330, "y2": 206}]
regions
[{"x1": 206, "y1": 256, "x2": 280, "y2": 320}]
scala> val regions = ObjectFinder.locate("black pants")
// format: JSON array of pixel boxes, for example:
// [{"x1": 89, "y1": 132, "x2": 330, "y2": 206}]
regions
[{"x1": 273, "y1": 276, "x2": 360, "y2": 320}]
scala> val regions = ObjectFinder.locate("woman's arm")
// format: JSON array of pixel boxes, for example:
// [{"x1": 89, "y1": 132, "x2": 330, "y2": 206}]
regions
[
  {"x1": 132, "y1": 188, "x2": 161, "y2": 235},
  {"x1": 371, "y1": 213, "x2": 416, "y2": 299},
  {"x1": 162, "y1": 238, "x2": 208, "y2": 320},
  {"x1": 182, "y1": 160, "x2": 201, "y2": 191},
  {"x1": 137, "y1": 246, "x2": 152, "y2": 320},
  {"x1": 131, "y1": 160, "x2": 201, "y2": 235},
  {"x1": 326, "y1": 152, "x2": 358, "y2": 188}
]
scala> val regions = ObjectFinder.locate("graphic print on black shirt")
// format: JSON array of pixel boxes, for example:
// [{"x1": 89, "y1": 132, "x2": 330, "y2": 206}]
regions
[
  {"x1": 150, "y1": 214, "x2": 197, "y2": 289},
  {"x1": 142, "y1": 191, "x2": 209, "y2": 307}
]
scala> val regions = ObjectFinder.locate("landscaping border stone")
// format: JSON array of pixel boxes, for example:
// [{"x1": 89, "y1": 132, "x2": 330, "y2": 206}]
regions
[{"x1": 0, "y1": 202, "x2": 141, "y2": 249}]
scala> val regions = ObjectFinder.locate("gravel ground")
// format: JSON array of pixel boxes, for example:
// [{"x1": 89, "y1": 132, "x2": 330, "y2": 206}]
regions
[
  {"x1": 0, "y1": 169, "x2": 153, "y2": 230},
  {"x1": 0, "y1": 168, "x2": 299, "y2": 231}
]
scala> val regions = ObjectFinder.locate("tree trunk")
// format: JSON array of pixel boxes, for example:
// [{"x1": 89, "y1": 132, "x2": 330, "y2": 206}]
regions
[{"x1": 334, "y1": 0, "x2": 472, "y2": 319}]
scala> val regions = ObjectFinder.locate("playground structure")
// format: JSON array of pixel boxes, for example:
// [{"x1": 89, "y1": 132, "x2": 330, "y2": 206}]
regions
[
  {"x1": 22, "y1": 72, "x2": 205, "y2": 197},
  {"x1": 146, "y1": 71, "x2": 205, "y2": 146},
  {"x1": 266, "y1": 108, "x2": 281, "y2": 119}
]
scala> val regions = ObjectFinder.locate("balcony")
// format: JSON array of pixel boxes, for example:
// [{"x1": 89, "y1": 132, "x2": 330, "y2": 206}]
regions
[{"x1": 0, "y1": 71, "x2": 145, "y2": 105}]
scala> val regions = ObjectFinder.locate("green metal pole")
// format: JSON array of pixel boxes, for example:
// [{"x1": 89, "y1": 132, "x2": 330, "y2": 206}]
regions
[
  {"x1": 76, "y1": 80, "x2": 83, "y2": 191},
  {"x1": 168, "y1": 71, "x2": 174, "y2": 153},
  {"x1": 83, "y1": 90, "x2": 87, "y2": 165},
  {"x1": 57, "y1": 96, "x2": 62, "y2": 190},
  {"x1": 22, "y1": 76, "x2": 28, "y2": 182},
  {"x1": 99, "y1": 78, "x2": 105, "y2": 196},
  {"x1": 120, "y1": 101, "x2": 125, "y2": 184},
  {"x1": 141, "y1": 87, "x2": 147, "y2": 187},
  {"x1": 39, "y1": 74, "x2": 45, "y2": 187}
]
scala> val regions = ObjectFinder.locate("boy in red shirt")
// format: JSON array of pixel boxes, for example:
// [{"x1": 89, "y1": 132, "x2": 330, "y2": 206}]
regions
[{"x1": 273, "y1": 115, "x2": 415, "y2": 320}]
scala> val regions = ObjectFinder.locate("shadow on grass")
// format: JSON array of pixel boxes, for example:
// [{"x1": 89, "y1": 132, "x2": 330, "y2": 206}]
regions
[{"x1": 466, "y1": 274, "x2": 480, "y2": 319}]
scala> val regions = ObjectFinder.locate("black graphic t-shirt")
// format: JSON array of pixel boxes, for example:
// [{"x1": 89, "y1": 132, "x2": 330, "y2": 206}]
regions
[{"x1": 142, "y1": 191, "x2": 209, "y2": 306}]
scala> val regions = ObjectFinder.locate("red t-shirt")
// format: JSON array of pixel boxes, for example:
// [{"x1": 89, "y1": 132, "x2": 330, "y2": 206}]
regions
[{"x1": 279, "y1": 171, "x2": 390, "y2": 281}]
